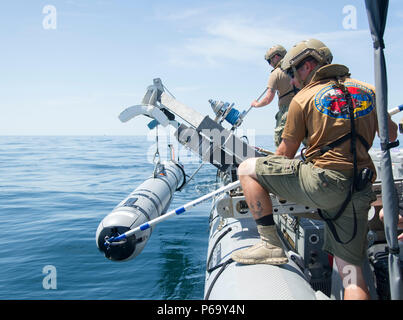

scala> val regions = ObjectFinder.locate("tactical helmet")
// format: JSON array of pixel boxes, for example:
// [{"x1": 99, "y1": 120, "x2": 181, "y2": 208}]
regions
[
  {"x1": 264, "y1": 45, "x2": 287, "y2": 62},
  {"x1": 280, "y1": 39, "x2": 333, "y2": 88},
  {"x1": 281, "y1": 39, "x2": 333, "y2": 72}
]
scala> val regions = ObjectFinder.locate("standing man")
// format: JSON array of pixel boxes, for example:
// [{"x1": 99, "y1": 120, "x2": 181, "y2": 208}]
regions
[
  {"x1": 251, "y1": 45, "x2": 296, "y2": 147},
  {"x1": 232, "y1": 39, "x2": 398, "y2": 300}
]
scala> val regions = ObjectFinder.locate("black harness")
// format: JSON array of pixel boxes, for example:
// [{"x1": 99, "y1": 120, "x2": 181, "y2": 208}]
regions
[{"x1": 302, "y1": 81, "x2": 371, "y2": 244}]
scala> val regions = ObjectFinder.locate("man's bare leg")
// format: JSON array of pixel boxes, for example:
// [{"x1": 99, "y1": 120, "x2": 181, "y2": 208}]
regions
[
  {"x1": 231, "y1": 158, "x2": 288, "y2": 265},
  {"x1": 334, "y1": 256, "x2": 370, "y2": 300},
  {"x1": 237, "y1": 158, "x2": 273, "y2": 220}
]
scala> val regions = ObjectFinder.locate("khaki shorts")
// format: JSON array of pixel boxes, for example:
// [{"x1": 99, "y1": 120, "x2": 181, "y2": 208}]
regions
[{"x1": 255, "y1": 155, "x2": 376, "y2": 265}]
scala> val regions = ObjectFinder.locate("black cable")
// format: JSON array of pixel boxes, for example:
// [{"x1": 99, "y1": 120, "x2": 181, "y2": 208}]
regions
[
  {"x1": 174, "y1": 162, "x2": 186, "y2": 191},
  {"x1": 206, "y1": 227, "x2": 232, "y2": 271},
  {"x1": 207, "y1": 258, "x2": 234, "y2": 273},
  {"x1": 204, "y1": 258, "x2": 234, "y2": 300}
]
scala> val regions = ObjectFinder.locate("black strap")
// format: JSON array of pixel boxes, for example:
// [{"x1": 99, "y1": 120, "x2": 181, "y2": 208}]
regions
[
  {"x1": 278, "y1": 89, "x2": 294, "y2": 100},
  {"x1": 317, "y1": 82, "x2": 360, "y2": 245},
  {"x1": 386, "y1": 246, "x2": 401, "y2": 255},
  {"x1": 302, "y1": 132, "x2": 369, "y2": 165},
  {"x1": 278, "y1": 85, "x2": 299, "y2": 100},
  {"x1": 318, "y1": 192, "x2": 357, "y2": 245},
  {"x1": 381, "y1": 140, "x2": 400, "y2": 151},
  {"x1": 373, "y1": 39, "x2": 385, "y2": 49},
  {"x1": 301, "y1": 82, "x2": 374, "y2": 244},
  {"x1": 320, "y1": 132, "x2": 370, "y2": 154}
]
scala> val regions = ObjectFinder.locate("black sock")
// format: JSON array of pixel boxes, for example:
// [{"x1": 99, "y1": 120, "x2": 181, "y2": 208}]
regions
[{"x1": 256, "y1": 215, "x2": 275, "y2": 226}]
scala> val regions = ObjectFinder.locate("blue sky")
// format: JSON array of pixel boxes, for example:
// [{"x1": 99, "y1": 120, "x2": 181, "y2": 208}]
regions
[{"x1": 1, "y1": 0, "x2": 402, "y2": 135}]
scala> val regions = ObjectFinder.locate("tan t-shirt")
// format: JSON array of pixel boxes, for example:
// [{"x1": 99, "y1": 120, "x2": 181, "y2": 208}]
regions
[
  {"x1": 267, "y1": 67, "x2": 295, "y2": 107},
  {"x1": 282, "y1": 64, "x2": 378, "y2": 175}
]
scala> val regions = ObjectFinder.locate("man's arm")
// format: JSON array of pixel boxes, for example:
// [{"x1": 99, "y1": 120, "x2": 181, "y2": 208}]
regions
[
  {"x1": 388, "y1": 116, "x2": 398, "y2": 142},
  {"x1": 375, "y1": 109, "x2": 398, "y2": 141},
  {"x1": 251, "y1": 88, "x2": 276, "y2": 108},
  {"x1": 275, "y1": 138, "x2": 300, "y2": 159}
]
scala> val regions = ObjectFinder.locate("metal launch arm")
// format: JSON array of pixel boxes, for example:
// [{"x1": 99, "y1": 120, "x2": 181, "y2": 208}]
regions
[{"x1": 119, "y1": 78, "x2": 263, "y2": 172}]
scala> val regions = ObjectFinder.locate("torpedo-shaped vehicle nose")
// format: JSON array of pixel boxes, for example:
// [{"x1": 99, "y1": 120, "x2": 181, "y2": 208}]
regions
[
  {"x1": 97, "y1": 226, "x2": 136, "y2": 261},
  {"x1": 95, "y1": 161, "x2": 185, "y2": 261}
]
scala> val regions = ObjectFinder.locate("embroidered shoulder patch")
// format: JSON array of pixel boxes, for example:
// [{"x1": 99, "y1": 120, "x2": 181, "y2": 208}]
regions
[{"x1": 313, "y1": 81, "x2": 375, "y2": 119}]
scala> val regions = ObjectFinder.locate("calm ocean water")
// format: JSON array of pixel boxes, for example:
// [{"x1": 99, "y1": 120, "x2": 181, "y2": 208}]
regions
[{"x1": 0, "y1": 135, "x2": 273, "y2": 300}]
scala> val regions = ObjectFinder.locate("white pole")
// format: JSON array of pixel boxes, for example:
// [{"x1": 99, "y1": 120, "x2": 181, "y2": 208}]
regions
[{"x1": 105, "y1": 180, "x2": 241, "y2": 245}]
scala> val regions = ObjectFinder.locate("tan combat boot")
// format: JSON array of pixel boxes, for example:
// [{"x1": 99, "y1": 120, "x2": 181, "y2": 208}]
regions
[{"x1": 231, "y1": 225, "x2": 288, "y2": 265}]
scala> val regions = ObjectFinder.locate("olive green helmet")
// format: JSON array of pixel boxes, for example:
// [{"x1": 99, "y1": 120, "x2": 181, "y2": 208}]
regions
[{"x1": 264, "y1": 45, "x2": 287, "y2": 62}]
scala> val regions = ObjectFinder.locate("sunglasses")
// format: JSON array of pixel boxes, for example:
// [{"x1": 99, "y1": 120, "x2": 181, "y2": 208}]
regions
[
  {"x1": 266, "y1": 54, "x2": 279, "y2": 65},
  {"x1": 286, "y1": 61, "x2": 307, "y2": 79},
  {"x1": 286, "y1": 69, "x2": 294, "y2": 78}
]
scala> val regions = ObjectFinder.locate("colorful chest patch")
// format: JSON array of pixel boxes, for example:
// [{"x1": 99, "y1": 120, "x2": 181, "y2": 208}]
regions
[{"x1": 314, "y1": 82, "x2": 375, "y2": 119}]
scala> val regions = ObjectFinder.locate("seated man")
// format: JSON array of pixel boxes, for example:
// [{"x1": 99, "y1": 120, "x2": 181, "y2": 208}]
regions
[{"x1": 232, "y1": 39, "x2": 398, "y2": 300}]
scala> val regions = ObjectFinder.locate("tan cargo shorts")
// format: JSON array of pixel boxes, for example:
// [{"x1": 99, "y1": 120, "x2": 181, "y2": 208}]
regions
[{"x1": 255, "y1": 155, "x2": 376, "y2": 265}]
